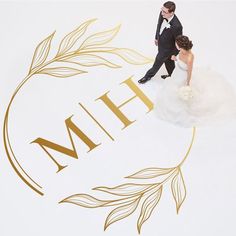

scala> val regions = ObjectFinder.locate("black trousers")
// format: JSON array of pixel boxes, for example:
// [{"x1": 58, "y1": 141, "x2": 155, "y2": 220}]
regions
[{"x1": 145, "y1": 49, "x2": 175, "y2": 78}]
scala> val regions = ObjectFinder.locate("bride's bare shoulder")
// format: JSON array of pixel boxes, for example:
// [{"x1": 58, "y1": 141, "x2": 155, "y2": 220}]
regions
[{"x1": 187, "y1": 52, "x2": 194, "y2": 63}]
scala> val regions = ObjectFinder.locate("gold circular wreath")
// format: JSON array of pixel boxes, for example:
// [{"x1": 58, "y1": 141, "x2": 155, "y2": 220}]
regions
[{"x1": 3, "y1": 19, "x2": 196, "y2": 234}]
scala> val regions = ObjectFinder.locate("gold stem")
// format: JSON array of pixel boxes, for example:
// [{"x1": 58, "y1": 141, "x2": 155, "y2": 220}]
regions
[
  {"x1": 151, "y1": 127, "x2": 196, "y2": 187},
  {"x1": 178, "y1": 127, "x2": 196, "y2": 168},
  {"x1": 2, "y1": 51, "x2": 76, "y2": 196},
  {"x1": 3, "y1": 73, "x2": 44, "y2": 195}
]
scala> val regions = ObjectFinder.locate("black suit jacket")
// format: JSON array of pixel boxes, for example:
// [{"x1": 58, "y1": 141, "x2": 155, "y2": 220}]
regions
[{"x1": 155, "y1": 12, "x2": 183, "y2": 55}]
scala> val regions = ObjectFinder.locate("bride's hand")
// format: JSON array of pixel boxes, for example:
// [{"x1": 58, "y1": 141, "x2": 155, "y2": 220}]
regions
[{"x1": 171, "y1": 55, "x2": 177, "y2": 61}]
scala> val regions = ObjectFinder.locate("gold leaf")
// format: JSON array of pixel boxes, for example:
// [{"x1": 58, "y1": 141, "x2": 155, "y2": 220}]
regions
[
  {"x1": 104, "y1": 197, "x2": 140, "y2": 230},
  {"x1": 61, "y1": 54, "x2": 121, "y2": 68},
  {"x1": 126, "y1": 167, "x2": 174, "y2": 179},
  {"x1": 94, "y1": 183, "x2": 151, "y2": 196},
  {"x1": 109, "y1": 48, "x2": 153, "y2": 65},
  {"x1": 137, "y1": 185, "x2": 162, "y2": 234},
  {"x1": 171, "y1": 168, "x2": 186, "y2": 214},
  {"x1": 29, "y1": 31, "x2": 55, "y2": 73},
  {"x1": 103, "y1": 196, "x2": 138, "y2": 207},
  {"x1": 81, "y1": 46, "x2": 116, "y2": 52},
  {"x1": 38, "y1": 67, "x2": 87, "y2": 78},
  {"x1": 56, "y1": 19, "x2": 97, "y2": 56},
  {"x1": 59, "y1": 194, "x2": 107, "y2": 208},
  {"x1": 80, "y1": 47, "x2": 153, "y2": 65},
  {"x1": 79, "y1": 25, "x2": 121, "y2": 50}
]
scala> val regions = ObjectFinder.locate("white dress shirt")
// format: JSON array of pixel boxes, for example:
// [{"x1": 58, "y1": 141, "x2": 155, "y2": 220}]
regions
[{"x1": 159, "y1": 15, "x2": 174, "y2": 35}]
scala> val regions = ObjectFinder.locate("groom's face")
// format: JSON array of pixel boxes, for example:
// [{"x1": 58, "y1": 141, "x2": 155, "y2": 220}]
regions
[{"x1": 161, "y1": 6, "x2": 174, "y2": 19}]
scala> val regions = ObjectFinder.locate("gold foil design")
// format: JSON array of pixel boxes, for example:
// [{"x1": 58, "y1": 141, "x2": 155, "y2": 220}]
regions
[
  {"x1": 96, "y1": 76, "x2": 153, "y2": 129},
  {"x1": 3, "y1": 19, "x2": 152, "y2": 195},
  {"x1": 78, "y1": 102, "x2": 115, "y2": 141},
  {"x1": 32, "y1": 116, "x2": 101, "y2": 172},
  {"x1": 60, "y1": 127, "x2": 196, "y2": 233}
]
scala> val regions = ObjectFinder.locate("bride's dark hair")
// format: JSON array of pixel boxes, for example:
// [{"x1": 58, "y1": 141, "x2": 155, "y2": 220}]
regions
[{"x1": 176, "y1": 35, "x2": 193, "y2": 50}]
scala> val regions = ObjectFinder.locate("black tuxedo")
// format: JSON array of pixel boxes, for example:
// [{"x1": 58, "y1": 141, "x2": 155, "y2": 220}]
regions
[{"x1": 144, "y1": 12, "x2": 183, "y2": 78}]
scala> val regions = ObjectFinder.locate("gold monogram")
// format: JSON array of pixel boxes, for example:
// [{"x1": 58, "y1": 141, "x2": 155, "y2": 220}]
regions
[{"x1": 3, "y1": 19, "x2": 153, "y2": 196}]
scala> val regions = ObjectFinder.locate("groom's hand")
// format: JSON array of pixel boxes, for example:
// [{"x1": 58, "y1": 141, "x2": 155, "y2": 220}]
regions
[{"x1": 155, "y1": 39, "x2": 158, "y2": 46}]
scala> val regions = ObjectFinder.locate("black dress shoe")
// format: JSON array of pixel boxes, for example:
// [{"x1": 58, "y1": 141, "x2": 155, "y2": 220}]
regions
[
  {"x1": 138, "y1": 77, "x2": 151, "y2": 84},
  {"x1": 161, "y1": 74, "x2": 170, "y2": 79}
]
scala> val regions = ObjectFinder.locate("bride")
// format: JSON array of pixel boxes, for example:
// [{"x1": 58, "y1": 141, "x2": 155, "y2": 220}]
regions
[{"x1": 153, "y1": 35, "x2": 236, "y2": 127}]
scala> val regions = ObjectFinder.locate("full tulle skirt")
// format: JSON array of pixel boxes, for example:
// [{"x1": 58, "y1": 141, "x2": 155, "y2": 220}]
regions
[{"x1": 153, "y1": 67, "x2": 236, "y2": 127}]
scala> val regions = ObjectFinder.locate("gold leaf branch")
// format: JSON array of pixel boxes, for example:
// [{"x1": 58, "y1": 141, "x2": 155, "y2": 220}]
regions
[
  {"x1": 3, "y1": 19, "x2": 152, "y2": 196},
  {"x1": 56, "y1": 18, "x2": 97, "y2": 57},
  {"x1": 60, "y1": 127, "x2": 196, "y2": 234},
  {"x1": 78, "y1": 24, "x2": 121, "y2": 50},
  {"x1": 29, "y1": 31, "x2": 55, "y2": 73}
]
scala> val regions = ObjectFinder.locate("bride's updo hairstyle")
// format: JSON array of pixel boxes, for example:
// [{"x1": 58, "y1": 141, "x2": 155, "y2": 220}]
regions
[{"x1": 176, "y1": 35, "x2": 193, "y2": 50}]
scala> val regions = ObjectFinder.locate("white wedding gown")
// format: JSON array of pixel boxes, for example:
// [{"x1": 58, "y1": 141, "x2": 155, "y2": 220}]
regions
[{"x1": 153, "y1": 55, "x2": 236, "y2": 127}]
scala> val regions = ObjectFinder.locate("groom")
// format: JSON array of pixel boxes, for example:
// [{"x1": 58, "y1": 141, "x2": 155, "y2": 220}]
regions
[{"x1": 138, "y1": 1, "x2": 183, "y2": 83}]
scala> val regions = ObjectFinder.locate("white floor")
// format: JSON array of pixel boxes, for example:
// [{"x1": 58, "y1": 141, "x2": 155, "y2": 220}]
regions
[{"x1": 0, "y1": 1, "x2": 236, "y2": 236}]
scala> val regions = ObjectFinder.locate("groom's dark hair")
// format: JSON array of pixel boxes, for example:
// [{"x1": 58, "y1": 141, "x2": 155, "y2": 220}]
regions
[{"x1": 164, "y1": 1, "x2": 176, "y2": 13}]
